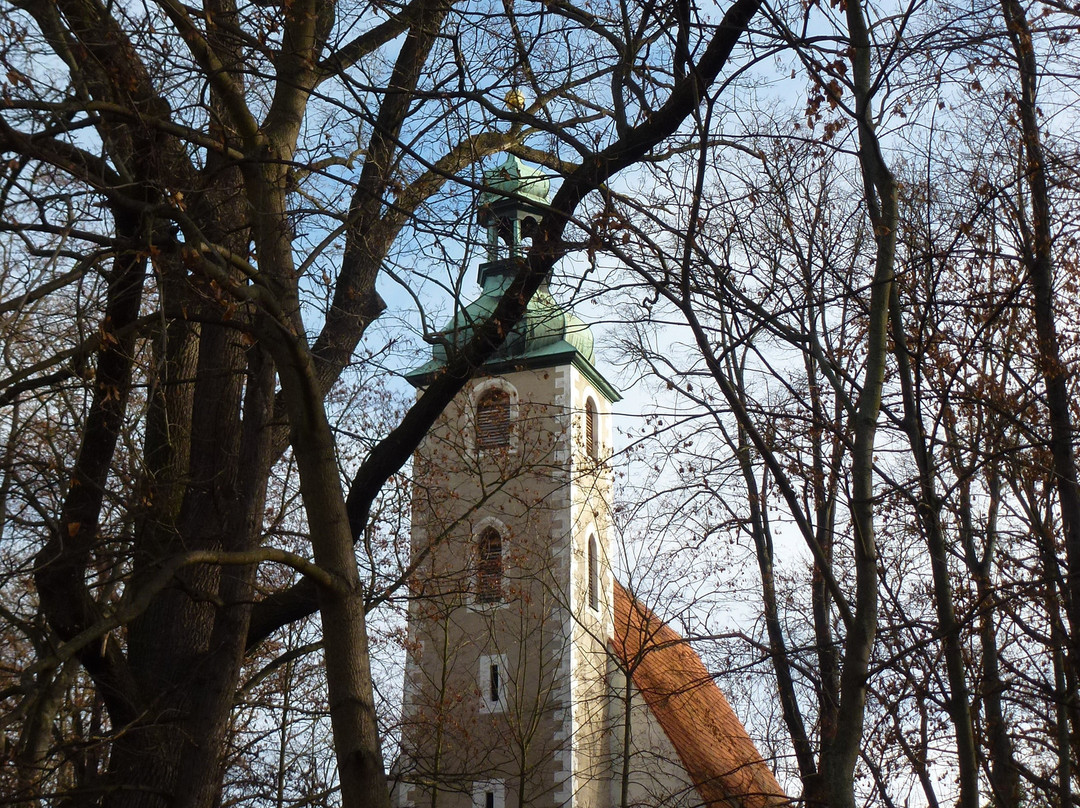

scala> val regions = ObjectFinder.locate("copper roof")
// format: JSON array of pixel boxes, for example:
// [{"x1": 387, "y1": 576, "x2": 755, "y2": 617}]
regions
[{"x1": 611, "y1": 581, "x2": 789, "y2": 808}]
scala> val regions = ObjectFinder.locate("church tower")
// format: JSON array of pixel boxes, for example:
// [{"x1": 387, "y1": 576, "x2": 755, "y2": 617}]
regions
[
  {"x1": 399, "y1": 154, "x2": 620, "y2": 808},
  {"x1": 397, "y1": 155, "x2": 788, "y2": 808}
]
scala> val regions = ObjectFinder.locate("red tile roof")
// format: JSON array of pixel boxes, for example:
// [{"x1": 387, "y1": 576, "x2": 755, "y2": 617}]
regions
[{"x1": 611, "y1": 581, "x2": 789, "y2": 808}]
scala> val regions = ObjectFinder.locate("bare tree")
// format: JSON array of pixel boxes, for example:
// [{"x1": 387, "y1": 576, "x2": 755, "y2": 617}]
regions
[
  {"x1": 0, "y1": 0, "x2": 766, "y2": 805},
  {"x1": 607, "y1": 0, "x2": 1080, "y2": 797}
]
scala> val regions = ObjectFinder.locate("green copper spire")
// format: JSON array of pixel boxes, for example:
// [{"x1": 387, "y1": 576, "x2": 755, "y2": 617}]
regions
[
  {"x1": 478, "y1": 154, "x2": 549, "y2": 212},
  {"x1": 405, "y1": 155, "x2": 620, "y2": 403}
]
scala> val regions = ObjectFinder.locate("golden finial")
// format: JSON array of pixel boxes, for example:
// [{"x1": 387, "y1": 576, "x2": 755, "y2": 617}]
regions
[{"x1": 504, "y1": 87, "x2": 526, "y2": 112}]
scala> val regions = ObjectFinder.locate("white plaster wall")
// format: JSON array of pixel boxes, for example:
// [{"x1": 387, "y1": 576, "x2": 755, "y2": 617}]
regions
[{"x1": 606, "y1": 664, "x2": 701, "y2": 808}]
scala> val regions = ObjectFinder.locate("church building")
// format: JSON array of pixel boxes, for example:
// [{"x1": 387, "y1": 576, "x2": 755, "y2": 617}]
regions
[{"x1": 397, "y1": 155, "x2": 788, "y2": 808}]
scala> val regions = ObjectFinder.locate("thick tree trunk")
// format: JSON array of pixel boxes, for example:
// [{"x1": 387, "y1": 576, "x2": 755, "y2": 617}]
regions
[
  {"x1": 273, "y1": 344, "x2": 389, "y2": 808},
  {"x1": 175, "y1": 348, "x2": 277, "y2": 808},
  {"x1": 108, "y1": 326, "x2": 274, "y2": 808}
]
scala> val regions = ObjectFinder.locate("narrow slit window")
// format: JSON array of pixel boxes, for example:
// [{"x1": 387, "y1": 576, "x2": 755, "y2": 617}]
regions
[
  {"x1": 476, "y1": 528, "x2": 502, "y2": 603},
  {"x1": 473, "y1": 781, "x2": 504, "y2": 808},
  {"x1": 588, "y1": 535, "x2": 599, "y2": 611},
  {"x1": 479, "y1": 655, "x2": 507, "y2": 714},
  {"x1": 585, "y1": 397, "x2": 598, "y2": 459},
  {"x1": 477, "y1": 390, "x2": 511, "y2": 449}
]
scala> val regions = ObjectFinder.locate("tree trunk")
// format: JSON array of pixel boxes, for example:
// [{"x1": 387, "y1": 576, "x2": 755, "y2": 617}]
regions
[
  {"x1": 888, "y1": 284, "x2": 980, "y2": 808},
  {"x1": 998, "y1": 0, "x2": 1080, "y2": 760},
  {"x1": 817, "y1": 1, "x2": 898, "y2": 803}
]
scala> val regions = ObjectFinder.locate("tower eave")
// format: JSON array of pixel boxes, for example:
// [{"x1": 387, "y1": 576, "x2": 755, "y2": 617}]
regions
[{"x1": 405, "y1": 345, "x2": 622, "y2": 404}]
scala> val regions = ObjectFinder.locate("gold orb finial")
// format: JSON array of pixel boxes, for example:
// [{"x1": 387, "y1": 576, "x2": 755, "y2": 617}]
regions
[{"x1": 505, "y1": 87, "x2": 526, "y2": 112}]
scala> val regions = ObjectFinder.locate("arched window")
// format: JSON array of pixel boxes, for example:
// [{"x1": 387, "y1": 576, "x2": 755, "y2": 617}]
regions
[
  {"x1": 476, "y1": 527, "x2": 503, "y2": 603},
  {"x1": 585, "y1": 397, "x2": 599, "y2": 459},
  {"x1": 476, "y1": 390, "x2": 511, "y2": 449},
  {"x1": 587, "y1": 535, "x2": 599, "y2": 611}
]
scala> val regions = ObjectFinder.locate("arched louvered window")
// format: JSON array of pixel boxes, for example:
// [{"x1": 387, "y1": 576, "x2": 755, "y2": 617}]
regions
[
  {"x1": 585, "y1": 397, "x2": 599, "y2": 459},
  {"x1": 587, "y1": 535, "x2": 599, "y2": 611},
  {"x1": 476, "y1": 527, "x2": 503, "y2": 603},
  {"x1": 476, "y1": 390, "x2": 511, "y2": 449}
]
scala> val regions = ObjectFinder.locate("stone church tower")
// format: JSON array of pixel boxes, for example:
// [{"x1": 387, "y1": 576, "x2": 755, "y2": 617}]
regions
[{"x1": 397, "y1": 155, "x2": 787, "y2": 808}]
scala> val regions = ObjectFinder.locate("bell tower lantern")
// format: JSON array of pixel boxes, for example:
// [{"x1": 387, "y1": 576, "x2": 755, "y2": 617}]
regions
[{"x1": 477, "y1": 153, "x2": 548, "y2": 265}]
